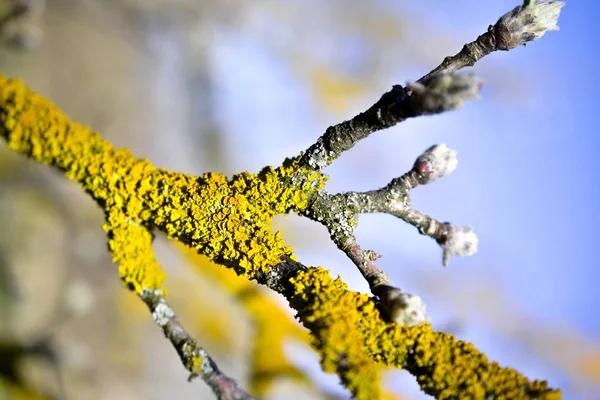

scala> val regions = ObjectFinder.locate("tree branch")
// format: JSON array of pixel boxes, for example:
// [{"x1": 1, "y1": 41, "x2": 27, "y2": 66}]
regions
[
  {"x1": 0, "y1": 2, "x2": 565, "y2": 399},
  {"x1": 0, "y1": 65, "x2": 560, "y2": 400},
  {"x1": 298, "y1": 0, "x2": 563, "y2": 327}
]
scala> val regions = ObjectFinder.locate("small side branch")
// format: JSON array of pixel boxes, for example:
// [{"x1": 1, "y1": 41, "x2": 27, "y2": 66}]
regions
[
  {"x1": 302, "y1": 144, "x2": 476, "y2": 323},
  {"x1": 104, "y1": 212, "x2": 254, "y2": 400},
  {"x1": 140, "y1": 289, "x2": 255, "y2": 400},
  {"x1": 300, "y1": 74, "x2": 482, "y2": 170}
]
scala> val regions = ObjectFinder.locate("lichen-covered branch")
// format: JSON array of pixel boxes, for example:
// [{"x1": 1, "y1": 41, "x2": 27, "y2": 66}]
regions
[
  {"x1": 180, "y1": 247, "x2": 311, "y2": 397},
  {"x1": 287, "y1": 266, "x2": 560, "y2": 400},
  {"x1": 0, "y1": 74, "x2": 257, "y2": 398},
  {"x1": 0, "y1": 2, "x2": 565, "y2": 399},
  {"x1": 182, "y1": 249, "x2": 414, "y2": 398},
  {"x1": 0, "y1": 71, "x2": 560, "y2": 399}
]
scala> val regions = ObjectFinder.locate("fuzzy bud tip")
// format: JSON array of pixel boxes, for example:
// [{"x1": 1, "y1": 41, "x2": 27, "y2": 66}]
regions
[
  {"x1": 375, "y1": 285, "x2": 430, "y2": 326},
  {"x1": 496, "y1": 1, "x2": 565, "y2": 50},
  {"x1": 438, "y1": 224, "x2": 479, "y2": 266},
  {"x1": 413, "y1": 144, "x2": 458, "y2": 185}
]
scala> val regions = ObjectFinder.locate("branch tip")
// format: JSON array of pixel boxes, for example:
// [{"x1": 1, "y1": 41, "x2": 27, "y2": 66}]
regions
[
  {"x1": 497, "y1": 0, "x2": 565, "y2": 50},
  {"x1": 374, "y1": 285, "x2": 430, "y2": 326},
  {"x1": 412, "y1": 144, "x2": 458, "y2": 185},
  {"x1": 438, "y1": 224, "x2": 479, "y2": 266}
]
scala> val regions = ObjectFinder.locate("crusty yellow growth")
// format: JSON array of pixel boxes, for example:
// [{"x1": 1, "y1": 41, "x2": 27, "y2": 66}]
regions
[
  {"x1": 191, "y1": 355, "x2": 203, "y2": 376},
  {"x1": 290, "y1": 267, "x2": 561, "y2": 400},
  {"x1": 105, "y1": 209, "x2": 166, "y2": 292},
  {"x1": 290, "y1": 268, "x2": 385, "y2": 400},
  {"x1": 0, "y1": 74, "x2": 326, "y2": 293}
]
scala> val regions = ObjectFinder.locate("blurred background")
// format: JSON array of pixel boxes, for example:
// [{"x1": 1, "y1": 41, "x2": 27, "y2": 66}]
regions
[{"x1": 0, "y1": 0, "x2": 598, "y2": 399}]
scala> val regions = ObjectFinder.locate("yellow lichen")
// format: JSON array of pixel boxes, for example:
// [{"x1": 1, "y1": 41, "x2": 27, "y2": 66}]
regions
[
  {"x1": 192, "y1": 354, "x2": 203, "y2": 374},
  {"x1": 290, "y1": 267, "x2": 561, "y2": 400},
  {"x1": 185, "y1": 248, "x2": 409, "y2": 398},
  {"x1": 104, "y1": 209, "x2": 166, "y2": 292},
  {"x1": 289, "y1": 267, "x2": 385, "y2": 400},
  {"x1": 0, "y1": 74, "x2": 327, "y2": 293},
  {"x1": 182, "y1": 342, "x2": 204, "y2": 376}
]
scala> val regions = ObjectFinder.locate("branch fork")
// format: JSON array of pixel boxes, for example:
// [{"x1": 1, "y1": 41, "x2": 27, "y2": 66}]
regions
[
  {"x1": 302, "y1": 142, "x2": 476, "y2": 323},
  {"x1": 299, "y1": 0, "x2": 563, "y2": 329}
]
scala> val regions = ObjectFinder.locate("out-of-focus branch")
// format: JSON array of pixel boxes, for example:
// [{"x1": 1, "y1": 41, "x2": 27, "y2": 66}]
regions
[
  {"x1": 0, "y1": 337, "x2": 61, "y2": 399},
  {"x1": 0, "y1": 1, "x2": 29, "y2": 28},
  {"x1": 0, "y1": 0, "x2": 45, "y2": 49}
]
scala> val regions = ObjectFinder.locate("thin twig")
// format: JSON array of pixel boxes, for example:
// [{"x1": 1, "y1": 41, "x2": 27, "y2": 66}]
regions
[
  {"x1": 140, "y1": 289, "x2": 255, "y2": 400},
  {"x1": 301, "y1": 143, "x2": 475, "y2": 321},
  {"x1": 300, "y1": 74, "x2": 482, "y2": 170},
  {"x1": 420, "y1": 0, "x2": 565, "y2": 82}
]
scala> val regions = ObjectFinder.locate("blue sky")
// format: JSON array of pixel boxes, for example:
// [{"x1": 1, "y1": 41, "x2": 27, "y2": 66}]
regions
[{"x1": 207, "y1": 1, "x2": 598, "y2": 398}]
